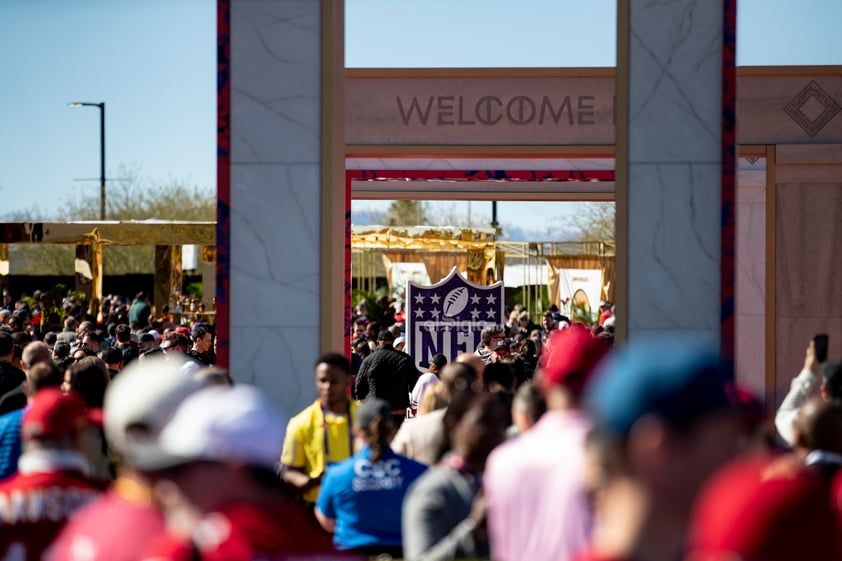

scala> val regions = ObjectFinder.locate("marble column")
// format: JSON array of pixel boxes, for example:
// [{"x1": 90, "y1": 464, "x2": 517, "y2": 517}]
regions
[
  {"x1": 735, "y1": 156, "x2": 767, "y2": 398},
  {"x1": 224, "y1": 0, "x2": 345, "y2": 416},
  {"x1": 616, "y1": 0, "x2": 736, "y2": 355}
]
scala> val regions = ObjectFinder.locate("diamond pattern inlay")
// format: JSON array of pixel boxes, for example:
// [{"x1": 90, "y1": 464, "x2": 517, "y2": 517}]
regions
[{"x1": 783, "y1": 81, "x2": 841, "y2": 137}]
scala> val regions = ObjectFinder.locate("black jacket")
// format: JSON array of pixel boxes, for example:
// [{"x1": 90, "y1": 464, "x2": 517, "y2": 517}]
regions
[
  {"x1": 354, "y1": 345, "x2": 419, "y2": 411},
  {"x1": 0, "y1": 361, "x2": 25, "y2": 415}
]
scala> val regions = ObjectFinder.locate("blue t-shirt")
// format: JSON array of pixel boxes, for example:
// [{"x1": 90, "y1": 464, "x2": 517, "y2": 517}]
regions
[
  {"x1": 316, "y1": 446, "x2": 427, "y2": 550},
  {"x1": 0, "y1": 407, "x2": 25, "y2": 480}
]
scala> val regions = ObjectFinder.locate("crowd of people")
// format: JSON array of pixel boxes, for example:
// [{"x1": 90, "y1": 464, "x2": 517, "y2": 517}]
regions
[{"x1": 1, "y1": 286, "x2": 841, "y2": 561}]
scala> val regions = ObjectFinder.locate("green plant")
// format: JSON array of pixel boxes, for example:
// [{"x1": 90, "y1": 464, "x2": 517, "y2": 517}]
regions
[
  {"x1": 185, "y1": 282, "x2": 203, "y2": 299},
  {"x1": 351, "y1": 286, "x2": 392, "y2": 325},
  {"x1": 570, "y1": 301, "x2": 596, "y2": 327},
  {"x1": 24, "y1": 284, "x2": 84, "y2": 329}
]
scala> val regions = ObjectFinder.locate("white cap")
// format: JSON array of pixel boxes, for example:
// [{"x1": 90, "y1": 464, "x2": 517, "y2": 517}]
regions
[
  {"x1": 394, "y1": 335, "x2": 406, "y2": 348},
  {"x1": 136, "y1": 385, "x2": 287, "y2": 471},
  {"x1": 104, "y1": 356, "x2": 203, "y2": 468}
]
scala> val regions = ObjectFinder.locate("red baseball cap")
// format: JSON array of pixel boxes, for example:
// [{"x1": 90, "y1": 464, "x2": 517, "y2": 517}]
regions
[
  {"x1": 689, "y1": 454, "x2": 842, "y2": 561},
  {"x1": 541, "y1": 328, "x2": 609, "y2": 397},
  {"x1": 22, "y1": 388, "x2": 101, "y2": 441},
  {"x1": 175, "y1": 326, "x2": 190, "y2": 336}
]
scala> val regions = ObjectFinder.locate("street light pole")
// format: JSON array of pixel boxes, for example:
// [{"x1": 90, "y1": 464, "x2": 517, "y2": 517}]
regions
[{"x1": 68, "y1": 102, "x2": 106, "y2": 220}]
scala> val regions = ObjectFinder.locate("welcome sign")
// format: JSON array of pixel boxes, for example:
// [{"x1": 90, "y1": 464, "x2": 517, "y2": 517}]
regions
[{"x1": 406, "y1": 267, "x2": 505, "y2": 373}]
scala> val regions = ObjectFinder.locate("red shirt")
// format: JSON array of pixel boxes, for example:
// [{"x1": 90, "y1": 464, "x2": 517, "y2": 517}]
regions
[
  {"x1": 143, "y1": 502, "x2": 353, "y2": 561},
  {"x1": 0, "y1": 469, "x2": 104, "y2": 561},
  {"x1": 47, "y1": 479, "x2": 166, "y2": 561}
]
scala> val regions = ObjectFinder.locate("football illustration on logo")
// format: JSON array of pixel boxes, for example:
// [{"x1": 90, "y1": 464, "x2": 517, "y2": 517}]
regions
[{"x1": 443, "y1": 287, "x2": 469, "y2": 318}]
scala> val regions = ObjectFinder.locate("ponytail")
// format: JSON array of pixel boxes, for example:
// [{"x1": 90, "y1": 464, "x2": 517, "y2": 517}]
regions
[{"x1": 366, "y1": 415, "x2": 393, "y2": 463}]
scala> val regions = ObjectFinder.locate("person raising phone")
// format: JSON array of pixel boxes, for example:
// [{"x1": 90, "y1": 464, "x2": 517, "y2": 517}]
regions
[{"x1": 775, "y1": 335, "x2": 842, "y2": 446}]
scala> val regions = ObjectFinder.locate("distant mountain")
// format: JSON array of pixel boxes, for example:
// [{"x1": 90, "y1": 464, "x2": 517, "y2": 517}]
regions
[
  {"x1": 350, "y1": 210, "x2": 574, "y2": 242},
  {"x1": 351, "y1": 210, "x2": 386, "y2": 226}
]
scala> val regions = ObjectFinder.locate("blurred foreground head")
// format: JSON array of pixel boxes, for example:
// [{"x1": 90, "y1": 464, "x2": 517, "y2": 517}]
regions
[
  {"x1": 688, "y1": 454, "x2": 842, "y2": 561},
  {"x1": 540, "y1": 327, "x2": 610, "y2": 407},
  {"x1": 104, "y1": 356, "x2": 203, "y2": 470},
  {"x1": 584, "y1": 336, "x2": 741, "y2": 514}
]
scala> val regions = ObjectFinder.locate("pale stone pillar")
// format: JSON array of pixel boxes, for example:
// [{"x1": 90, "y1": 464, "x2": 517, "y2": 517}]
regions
[
  {"x1": 616, "y1": 0, "x2": 736, "y2": 355},
  {"x1": 227, "y1": 0, "x2": 345, "y2": 415}
]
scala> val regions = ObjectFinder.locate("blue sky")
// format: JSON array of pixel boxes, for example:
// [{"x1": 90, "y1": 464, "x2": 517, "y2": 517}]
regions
[{"x1": 0, "y1": 0, "x2": 839, "y2": 234}]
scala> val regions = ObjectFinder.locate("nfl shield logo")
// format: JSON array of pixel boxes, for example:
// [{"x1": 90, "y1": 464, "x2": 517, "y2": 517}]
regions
[{"x1": 406, "y1": 267, "x2": 505, "y2": 373}]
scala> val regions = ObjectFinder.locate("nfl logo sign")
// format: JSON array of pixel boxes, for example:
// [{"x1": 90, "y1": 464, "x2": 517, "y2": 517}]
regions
[{"x1": 406, "y1": 267, "x2": 505, "y2": 373}]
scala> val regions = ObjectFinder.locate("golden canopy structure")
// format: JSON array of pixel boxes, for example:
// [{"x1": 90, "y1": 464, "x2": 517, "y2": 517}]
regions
[
  {"x1": 0, "y1": 221, "x2": 216, "y2": 317},
  {"x1": 351, "y1": 225, "x2": 498, "y2": 289}
]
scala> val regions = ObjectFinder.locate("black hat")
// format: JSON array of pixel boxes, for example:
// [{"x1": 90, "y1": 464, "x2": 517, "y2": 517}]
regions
[
  {"x1": 429, "y1": 354, "x2": 448, "y2": 369},
  {"x1": 356, "y1": 398, "x2": 392, "y2": 428},
  {"x1": 377, "y1": 329, "x2": 395, "y2": 343},
  {"x1": 492, "y1": 339, "x2": 510, "y2": 352}
]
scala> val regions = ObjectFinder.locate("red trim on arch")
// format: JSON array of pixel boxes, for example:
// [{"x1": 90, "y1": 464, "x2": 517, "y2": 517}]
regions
[
  {"x1": 347, "y1": 169, "x2": 615, "y2": 182},
  {"x1": 215, "y1": 0, "x2": 231, "y2": 368},
  {"x1": 721, "y1": 0, "x2": 737, "y2": 365},
  {"x1": 345, "y1": 171, "x2": 353, "y2": 357}
]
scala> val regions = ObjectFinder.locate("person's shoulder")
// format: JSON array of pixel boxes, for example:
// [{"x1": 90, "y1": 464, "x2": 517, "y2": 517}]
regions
[
  {"x1": 406, "y1": 465, "x2": 452, "y2": 498},
  {"x1": 325, "y1": 455, "x2": 356, "y2": 479},
  {"x1": 417, "y1": 372, "x2": 438, "y2": 384},
  {"x1": 0, "y1": 406, "x2": 24, "y2": 427},
  {"x1": 288, "y1": 400, "x2": 320, "y2": 427},
  {"x1": 485, "y1": 434, "x2": 530, "y2": 473},
  {"x1": 0, "y1": 361, "x2": 24, "y2": 376},
  {"x1": 396, "y1": 453, "x2": 428, "y2": 475}
]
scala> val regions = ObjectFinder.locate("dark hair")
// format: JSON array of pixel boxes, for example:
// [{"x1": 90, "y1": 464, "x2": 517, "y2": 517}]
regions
[
  {"x1": 429, "y1": 354, "x2": 448, "y2": 373},
  {"x1": 163, "y1": 332, "x2": 190, "y2": 350},
  {"x1": 84, "y1": 331, "x2": 102, "y2": 348},
  {"x1": 822, "y1": 360, "x2": 842, "y2": 400},
  {"x1": 135, "y1": 291, "x2": 147, "y2": 301},
  {"x1": 26, "y1": 362, "x2": 64, "y2": 395},
  {"x1": 513, "y1": 382, "x2": 547, "y2": 424},
  {"x1": 440, "y1": 362, "x2": 477, "y2": 398},
  {"x1": 480, "y1": 324, "x2": 506, "y2": 345},
  {"x1": 140, "y1": 333, "x2": 156, "y2": 344},
  {"x1": 0, "y1": 331, "x2": 16, "y2": 356},
  {"x1": 518, "y1": 338, "x2": 537, "y2": 358},
  {"x1": 502, "y1": 354, "x2": 528, "y2": 389},
  {"x1": 66, "y1": 356, "x2": 109, "y2": 408},
  {"x1": 192, "y1": 325, "x2": 212, "y2": 341},
  {"x1": 484, "y1": 362, "x2": 514, "y2": 393},
  {"x1": 115, "y1": 324, "x2": 131, "y2": 343},
  {"x1": 377, "y1": 329, "x2": 395, "y2": 343},
  {"x1": 44, "y1": 332, "x2": 58, "y2": 346},
  {"x1": 53, "y1": 341, "x2": 71, "y2": 359},
  {"x1": 100, "y1": 347, "x2": 123, "y2": 366},
  {"x1": 54, "y1": 356, "x2": 75, "y2": 373},
  {"x1": 315, "y1": 352, "x2": 351, "y2": 375},
  {"x1": 437, "y1": 390, "x2": 508, "y2": 462},
  {"x1": 141, "y1": 346, "x2": 163, "y2": 358},
  {"x1": 353, "y1": 339, "x2": 371, "y2": 359},
  {"x1": 362, "y1": 413, "x2": 394, "y2": 463}
]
